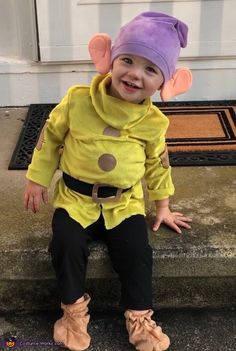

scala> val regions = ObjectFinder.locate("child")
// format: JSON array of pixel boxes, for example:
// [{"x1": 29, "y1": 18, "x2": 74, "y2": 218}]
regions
[{"x1": 24, "y1": 11, "x2": 192, "y2": 351}]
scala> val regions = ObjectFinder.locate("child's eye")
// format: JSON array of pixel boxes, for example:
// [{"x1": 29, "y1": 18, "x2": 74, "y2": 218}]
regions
[
  {"x1": 122, "y1": 57, "x2": 133, "y2": 64},
  {"x1": 146, "y1": 66, "x2": 157, "y2": 74}
]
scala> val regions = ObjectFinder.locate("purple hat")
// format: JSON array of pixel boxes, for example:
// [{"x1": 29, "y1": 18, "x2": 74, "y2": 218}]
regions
[{"x1": 111, "y1": 12, "x2": 188, "y2": 82}]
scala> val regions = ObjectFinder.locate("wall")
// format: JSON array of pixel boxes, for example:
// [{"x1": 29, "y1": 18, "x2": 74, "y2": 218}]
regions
[
  {"x1": 0, "y1": 0, "x2": 38, "y2": 60},
  {"x1": 0, "y1": 0, "x2": 235, "y2": 106}
]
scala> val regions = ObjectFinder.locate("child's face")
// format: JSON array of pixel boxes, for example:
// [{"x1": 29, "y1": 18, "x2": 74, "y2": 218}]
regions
[{"x1": 108, "y1": 54, "x2": 164, "y2": 104}]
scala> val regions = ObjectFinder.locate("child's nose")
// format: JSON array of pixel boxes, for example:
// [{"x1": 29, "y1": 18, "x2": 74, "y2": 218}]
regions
[{"x1": 128, "y1": 66, "x2": 142, "y2": 79}]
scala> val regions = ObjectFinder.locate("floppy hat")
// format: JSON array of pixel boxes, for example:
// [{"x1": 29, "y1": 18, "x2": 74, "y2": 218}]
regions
[{"x1": 111, "y1": 11, "x2": 188, "y2": 82}]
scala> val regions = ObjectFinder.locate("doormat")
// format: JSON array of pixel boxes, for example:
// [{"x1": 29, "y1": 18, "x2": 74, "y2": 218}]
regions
[{"x1": 8, "y1": 101, "x2": 236, "y2": 169}]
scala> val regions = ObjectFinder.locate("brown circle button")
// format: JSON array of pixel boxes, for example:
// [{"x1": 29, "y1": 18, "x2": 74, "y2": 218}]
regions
[
  {"x1": 103, "y1": 126, "x2": 121, "y2": 137},
  {"x1": 98, "y1": 154, "x2": 117, "y2": 172}
]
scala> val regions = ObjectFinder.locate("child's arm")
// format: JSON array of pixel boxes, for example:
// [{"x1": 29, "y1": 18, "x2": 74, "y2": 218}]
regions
[
  {"x1": 24, "y1": 179, "x2": 48, "y2": 213},
  {"x1": 23, "y1": 88, "x2": 73, "y2": 214},
  {"x1": 153, "y1": 197, "x2": 192, "y2": 234}
]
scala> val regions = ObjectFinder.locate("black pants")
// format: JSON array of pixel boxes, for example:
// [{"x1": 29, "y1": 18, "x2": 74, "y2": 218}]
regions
[{"x1": 49, "y1": 208, "x2": 153, "y2": 310}]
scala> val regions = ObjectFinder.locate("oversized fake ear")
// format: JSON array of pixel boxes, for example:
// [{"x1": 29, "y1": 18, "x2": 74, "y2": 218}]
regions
[
  {"x1": 88, "y1": 33, "x2": 112, "y2": 74},
  {"x1": 160, "y1": 68, "x2": 192, "y2": 101}
]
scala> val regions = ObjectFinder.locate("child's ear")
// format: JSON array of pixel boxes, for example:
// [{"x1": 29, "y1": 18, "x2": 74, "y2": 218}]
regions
[
  {"x1": 160, "y1": 68, "x2": 192, "y2": 101},
  {"x1": 88, "y1": 34, "x2": 112, "y2": 74}
]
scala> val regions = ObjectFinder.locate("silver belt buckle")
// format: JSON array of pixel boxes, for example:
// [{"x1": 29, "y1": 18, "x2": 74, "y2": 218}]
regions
[{"x1": 92, "y1": 183, "x2": 122, "y2": 203}]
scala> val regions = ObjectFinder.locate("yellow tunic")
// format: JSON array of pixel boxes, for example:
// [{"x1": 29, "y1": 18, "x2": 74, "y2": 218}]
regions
[{"x1": 26, "y1": 74, "x2": 175, "y2": 229}]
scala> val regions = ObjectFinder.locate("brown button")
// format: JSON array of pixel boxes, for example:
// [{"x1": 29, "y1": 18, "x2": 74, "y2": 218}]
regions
[
  {"x1": 98, "y1": 154, "x2": 117, "y2": 172},
  {"x1": 103, "y1": 126, "x2": 121, "y2": 137}
]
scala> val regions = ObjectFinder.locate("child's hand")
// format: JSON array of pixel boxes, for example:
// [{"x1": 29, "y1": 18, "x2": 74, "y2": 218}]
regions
[
  {"x1": 153, "y1": 199, "x2": 192, "y2": 234},
  {"x1": 23, "y1": 180, "x2": 48, "y2": 213}
]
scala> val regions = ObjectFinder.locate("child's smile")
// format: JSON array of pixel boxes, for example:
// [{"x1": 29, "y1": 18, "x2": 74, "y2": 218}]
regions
[{"x1": 122, "y1": 79, "x2": 141, "y2": 92}]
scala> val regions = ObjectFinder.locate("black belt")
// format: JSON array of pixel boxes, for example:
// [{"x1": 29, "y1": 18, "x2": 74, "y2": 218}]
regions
[{"x1": 63, "y1": 172, "x2": 130, "y2": 203}]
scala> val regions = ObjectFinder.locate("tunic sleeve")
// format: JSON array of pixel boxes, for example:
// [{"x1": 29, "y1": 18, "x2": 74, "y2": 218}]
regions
[
  {"x1": 26, "y1": 89, "x2": 71, "y2": 187},
  {"x1": 144, "y1": 122, "x2": 175, "y2": 201}
]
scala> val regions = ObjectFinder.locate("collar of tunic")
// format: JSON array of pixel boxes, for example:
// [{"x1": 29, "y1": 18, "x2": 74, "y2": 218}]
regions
[{"x1": 90, "y1": 74, "x2": 152, "y2": 130}]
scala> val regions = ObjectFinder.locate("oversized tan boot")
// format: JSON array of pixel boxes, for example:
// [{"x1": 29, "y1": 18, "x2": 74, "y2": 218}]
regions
[
  {"x1": 53, "y1": 293, "x2": 91, "y2": 351},
  {"x1": 125, "y1": 309, "x2": 170, "y2": 351}
]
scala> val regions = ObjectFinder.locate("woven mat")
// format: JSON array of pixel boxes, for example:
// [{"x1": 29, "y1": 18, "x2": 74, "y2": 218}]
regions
[{"x1": 8, "y1": 101, "x2": 236, "y2": 169}]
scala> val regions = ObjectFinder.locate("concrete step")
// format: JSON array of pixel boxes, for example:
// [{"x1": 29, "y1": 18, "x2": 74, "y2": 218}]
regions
[
  {"x1": 0, "y1": 107, "x2": 236, "y2": 312},
  {"x1": 0, "y1": 308, "x2": 235, "y2": 351}
]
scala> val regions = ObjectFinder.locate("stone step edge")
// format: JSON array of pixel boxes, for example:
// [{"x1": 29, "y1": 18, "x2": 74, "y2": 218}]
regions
[{"x1": 1, "y1": 244, "x2": 235, "y2": 280}]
